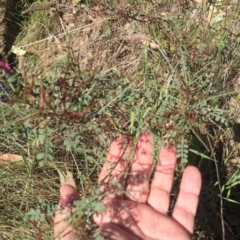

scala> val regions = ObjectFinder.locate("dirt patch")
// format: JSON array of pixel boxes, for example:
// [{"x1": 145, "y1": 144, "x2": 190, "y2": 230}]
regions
[
  {"x1": 16, "y1": 1, "x2": 148, "y2": 79},
  {"x1": 0, "y1": 0, "x2": 7, "y2": 53},
  {"x1": 0, "y1": 0, "x2": 23, "y2": 55}
]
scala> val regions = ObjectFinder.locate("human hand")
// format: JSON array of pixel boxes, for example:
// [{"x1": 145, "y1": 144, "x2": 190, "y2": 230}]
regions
[{"x1": 54, "y1": 133, "x2": 202, "y2": 240}]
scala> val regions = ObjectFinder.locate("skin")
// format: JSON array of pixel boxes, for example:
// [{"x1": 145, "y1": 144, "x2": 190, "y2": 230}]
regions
[{"x1": 54, "y1": 133, "x2": 202, "y2": 240}]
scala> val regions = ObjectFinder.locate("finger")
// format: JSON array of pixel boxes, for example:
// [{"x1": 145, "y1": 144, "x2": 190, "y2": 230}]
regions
[
  {"x1": 172, "y1": 166, "x2": 202, "y2": 234},
  {"x1": 54, "y1": 185, "x2": 80, "y2": 240},
  {"x1": 99, "y1": 136, "x2": 132, "y2": 199},
  {"x1": 147, "y1": 145, "x2": 177, "y2": 213},
  {"x1": 126, "y1": 133, "x2": 153, "y2": 203}
]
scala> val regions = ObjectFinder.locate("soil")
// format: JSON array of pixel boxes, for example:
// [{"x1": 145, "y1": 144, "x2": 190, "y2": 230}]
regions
[
  {"x1": 0, "y1": 0, "x2": 8, "y2": 53},
  {"x1": 0, "y1": 0, "x2": 24, "y2": 55}
]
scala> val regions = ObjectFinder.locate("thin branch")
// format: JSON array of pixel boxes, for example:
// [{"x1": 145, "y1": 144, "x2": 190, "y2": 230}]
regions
[{"x1": 207, "y1": 135, "x2": 225, "y2": 240}]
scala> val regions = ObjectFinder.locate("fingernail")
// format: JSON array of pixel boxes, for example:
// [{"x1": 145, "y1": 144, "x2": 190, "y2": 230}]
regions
[
  {"x1": 165, "y1": 143, "x2": 177, "y2": 154},
  {"x1": 166, "y1": 145, "x2": 177, "y2": 154},
  {"x1": 60, "y1": 185, "x2": 80, "y2": 205}
]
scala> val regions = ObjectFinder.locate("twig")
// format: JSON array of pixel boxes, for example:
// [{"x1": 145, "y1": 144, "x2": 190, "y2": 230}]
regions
[
  {"x1": 19, "y1": 19, "x2": 108, "y2": 49},
  {"x1": 22, "y1": 1, "x2": 57, "y2": 14},
  {"x1": 207, "y1": 135, "x2": 225, "y2": 240}
]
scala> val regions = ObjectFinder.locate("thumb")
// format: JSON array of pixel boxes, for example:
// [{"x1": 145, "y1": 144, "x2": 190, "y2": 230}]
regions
[{"x1": 54, "y1": 185, "x2": 80, "y2": 240}]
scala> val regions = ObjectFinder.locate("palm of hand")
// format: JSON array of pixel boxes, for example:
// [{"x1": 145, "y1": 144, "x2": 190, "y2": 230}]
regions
[
  {"x1": 95, "y1": 199, "x2": 191, "y2": 240},
  {"x1": 55, "y1": 133, "x2": 201, "y2": 240}
]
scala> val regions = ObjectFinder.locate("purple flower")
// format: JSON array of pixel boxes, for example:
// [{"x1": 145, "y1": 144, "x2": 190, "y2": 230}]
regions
[{"x1": 0, "y1": 59, "x2": 11, "y2": 72}]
